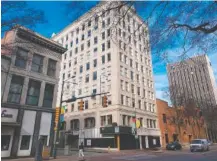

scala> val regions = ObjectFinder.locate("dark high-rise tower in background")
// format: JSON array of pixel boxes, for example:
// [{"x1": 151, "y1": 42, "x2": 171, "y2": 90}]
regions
[{"x1": 167, "y1": 54, "x2": 217, "y2": 142}]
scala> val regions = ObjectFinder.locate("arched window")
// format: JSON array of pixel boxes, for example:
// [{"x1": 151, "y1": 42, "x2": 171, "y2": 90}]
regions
[
  {"x1": 70, "y1": 119, "x2": 79, "y2": 130},
  {"x1": 84, "y1": 117, "x2": 95, "y2": 128}
]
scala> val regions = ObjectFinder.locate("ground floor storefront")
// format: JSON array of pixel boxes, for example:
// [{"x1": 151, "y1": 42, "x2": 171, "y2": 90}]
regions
[
  {"x1": 62, "y1": 126, "x2": 161, "y2": 150},
  {"x1": 1, "y1": 105, "x2": 55, "y2": 158}
]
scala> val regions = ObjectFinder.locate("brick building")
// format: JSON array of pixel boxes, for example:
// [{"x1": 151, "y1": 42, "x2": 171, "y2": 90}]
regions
[{"x1": 156, "y1": 99, "x2": 207, "y2": 147}]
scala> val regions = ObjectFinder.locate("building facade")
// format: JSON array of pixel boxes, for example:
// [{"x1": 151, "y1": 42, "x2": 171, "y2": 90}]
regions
[
  {"x1": 167, "y1": 55, "x2": 217, "y2": 142},
  {"x1": 156, "y1": 99, "x2": 206, "y2": 148},
  {"x1": 52, "y1": 2, "x2": 160, "y2": 150},
  {"x1": 1, "y1": 26, "x2": 66, "y2": 158}
]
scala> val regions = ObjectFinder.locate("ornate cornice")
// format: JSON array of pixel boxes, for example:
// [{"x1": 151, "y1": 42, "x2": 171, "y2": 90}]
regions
[{"x1": 14, "y1": 26, "x2": 67, "y2": 54}]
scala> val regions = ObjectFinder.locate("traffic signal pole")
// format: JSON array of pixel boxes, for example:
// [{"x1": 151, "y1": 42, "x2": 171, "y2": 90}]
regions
[{"x1": 53, "y1": 79, "x2": 64, "y2": 159}]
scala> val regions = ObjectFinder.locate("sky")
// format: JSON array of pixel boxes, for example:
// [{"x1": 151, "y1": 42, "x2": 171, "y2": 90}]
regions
[{"x1": 3, "y1": 1, "x2": 217, "y2": 102}]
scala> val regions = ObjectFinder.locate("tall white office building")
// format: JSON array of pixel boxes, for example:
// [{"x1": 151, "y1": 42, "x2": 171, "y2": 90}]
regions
[{"x1": 52, "y1": 1, "x2": 160, "y2": 150}]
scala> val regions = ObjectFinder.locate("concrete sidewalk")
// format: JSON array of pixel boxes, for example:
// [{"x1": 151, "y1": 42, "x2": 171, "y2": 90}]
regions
[
  {"x1": 2, "y1": 149, "x2": 163, "y2": 161},
  {"x1": 2, "y1": 155, "x2": 85, "y2": 161}
]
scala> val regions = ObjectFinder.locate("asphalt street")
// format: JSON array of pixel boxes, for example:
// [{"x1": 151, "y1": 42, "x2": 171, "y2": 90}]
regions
[{"x1": 2, "y1": 145, "x2": 217, "y2": 161}]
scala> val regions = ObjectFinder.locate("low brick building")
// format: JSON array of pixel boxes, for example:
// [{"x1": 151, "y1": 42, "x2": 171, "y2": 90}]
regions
[{"x1": 156, "y1": 99, "x2": 207, "y2": 147}]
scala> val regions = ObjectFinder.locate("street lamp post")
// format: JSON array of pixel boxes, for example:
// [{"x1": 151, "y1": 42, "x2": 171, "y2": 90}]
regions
[{"x1": 53, "y1": 76, "x2": 76, "y2": 158}]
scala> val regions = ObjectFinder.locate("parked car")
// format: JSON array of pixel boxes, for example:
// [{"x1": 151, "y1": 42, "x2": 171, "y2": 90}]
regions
[
  {"x1": 166, "y1": 141, "x2": 182, "y2": 150},
  {"x1": 190, "y1": 139, "x2": 209, "y2": 152}
]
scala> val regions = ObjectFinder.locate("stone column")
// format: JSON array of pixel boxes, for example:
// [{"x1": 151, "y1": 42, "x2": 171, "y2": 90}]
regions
[
  {"x1": 139, "y1": 135, "x2": 143, "y2": 150},
  {"x1": 43, "y1": 57, "x2": 48, "y2": 75},
  {"x1": 2, "y1": 73, "x2": 12, "y2": 103},
  {"x1": 30, "y1": 111, "x2": 42, "y2": 156},
  {"x1": 145, "y1": 136, "x2": 149, "y2": 148},
  {"x1": 52, "y1": 83, "x2": 58, "y2": 109},
  {"x1": 20, "y1": 77, "x2": 29, "y2": 105},
  {"x1": 27, "y1": 52, "x2": 33, "y2": 72},
  {"x1": 38, "y1": 81, "x2": 46, "y2": 107},
  {"x1": 10, "y1": 108, "x2": 25, "y2": 157}
]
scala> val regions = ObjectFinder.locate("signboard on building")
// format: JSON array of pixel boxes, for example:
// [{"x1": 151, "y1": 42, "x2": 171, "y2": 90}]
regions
[
  {"x1": 1, "y1": 108, "x2": 18, "y2": 123},
  {"x1": 153, "y1": 139, "x2": 156, "y2": 145},
  {"x1": 86, "y1": 140, "x2": 91, "y2": 146},
  {"x1": 115, "y1": 127, "x2": 119, "y2": 133}
]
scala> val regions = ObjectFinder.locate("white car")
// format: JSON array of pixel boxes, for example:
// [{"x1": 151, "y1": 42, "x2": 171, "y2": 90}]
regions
[{"x1": 190, "y1": 139, "x2": 209, "y2": 152}]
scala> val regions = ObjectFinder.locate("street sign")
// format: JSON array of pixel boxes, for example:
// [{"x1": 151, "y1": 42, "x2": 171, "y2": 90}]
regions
[{"x1": 115, "y1": 127, "x2": 119, "y2": 133}]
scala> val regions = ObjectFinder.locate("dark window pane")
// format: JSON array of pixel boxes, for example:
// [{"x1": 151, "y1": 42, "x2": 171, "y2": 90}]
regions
[
  {"x1": 31, "y1": 54, "x2": 43, "y2": 73},
  {"x1": 102, "y1": 55, "x2": 105, "y2": 64},
  {"x1": 93, "y1": 59, "x2": 97, "y2": 67},
  {"x1": 1, "y1": 135, "x2": 11, "y2": 151},
  {"x1": 47, "y1": 59, "x2": 57, "y2": 77},
  {"x1": 15, "y1": 48, "x2": 28, "y2": 68},
  {"x1": 20, "y1": 135, "x2": 31, "y2": 150},
  {"x1": 26, "y1": 80, "x2": 41, "y2": 106},
  {"x1": 84, "y1": 117, "x2": 95, "y2": 128},
  {"x1": 86, "y1": 63, "x2": 90, "y2": 70},
  {"x1": 8, "y1": 75, "x2": 24, "y2": 103},
  {"x1": 43, "y1": 84, "x2": 54, "y2": 108},
  {"x1": 70, "y1": 119, "x2": 80, "y2": 130},
  {"x1": 93, "y1": 71, "x2": 97, "y2": 80}
]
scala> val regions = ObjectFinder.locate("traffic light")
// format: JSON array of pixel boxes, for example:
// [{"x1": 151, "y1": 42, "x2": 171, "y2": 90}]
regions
[
  {"x1": 103, "y1": 95, "x2": 108, "y2": 107},
  {"x1": 54, "y1": 107, "x2": 60, "y2": 131},
  {"x1": 79, "y1": 100, "x2": 84, "y2": 111}
]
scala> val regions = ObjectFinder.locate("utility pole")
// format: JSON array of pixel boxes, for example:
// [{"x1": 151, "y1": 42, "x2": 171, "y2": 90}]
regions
[
  {"x1": 53, "y1": 76, "x2": 76, "y2": 158},
  {"x1": 53, "y1": 78, "x2": 64, "y2": 158}
]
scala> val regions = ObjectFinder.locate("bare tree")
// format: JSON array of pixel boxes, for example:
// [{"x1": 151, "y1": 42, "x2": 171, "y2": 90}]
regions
[
  {"x1": 1, "y1": 1, "x2": 46, "y2": 33},
  {"x1": 163, "y1": 86, "x2": 207, "y2": 141},
  {"x1": 1, "y1": 1, "x2": 46, "y2": 56}
]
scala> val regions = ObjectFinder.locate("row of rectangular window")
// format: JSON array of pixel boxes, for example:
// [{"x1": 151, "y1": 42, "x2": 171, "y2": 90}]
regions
[
  {"x1": 15, "y1": 48, "x2": 57, "y2": 77},
  {"x1": 8, "y1": 75, "x2": 54, "y2": 108},
  {"x1": 119, "y1": 52, "x2": 151, "y2": 68},
  {"x1": 120, "y1": 66, "x2": 152, "y2": 80},
  {"x1": 120, "y1": 80, "x2": 152, "y2": 98},
  {"x1": 122, "y1": 115, "x2": 157, "y2": 128},
  {"x1": 59, "y1": 14, "x2": 111, "y2": 44},
  {"x1": 120, "y1": 94, "x2": 155, "y2": 112},
  {"x1": 64, "y1": 28, "x2": 111, "y2": 51},
  {"x1": 64, "y1": 52, "x2": 110, "y2": 70},
  {"x1": 117, "y1": 8, "x2": 148, "y2": 35},
  {"x1": 68, "y1": 115, "x2": 113, "y2": 131},
  {"x1": 64, "y1": 39, "x2": 111, "y2": 61},
  {"x1": 62, "y1": 53, "x2": 111, "y2": 79},
  {"x1": 118, "y1": 27, "x2": 148, "y2": 47}
]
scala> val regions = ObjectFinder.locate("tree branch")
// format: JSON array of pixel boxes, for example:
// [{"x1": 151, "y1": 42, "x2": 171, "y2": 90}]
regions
[{"x1": 172, "y1": 22, "x2": 217, "y2": 34}]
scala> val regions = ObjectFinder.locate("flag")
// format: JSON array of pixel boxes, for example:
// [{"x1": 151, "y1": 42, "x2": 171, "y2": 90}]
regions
[
  {"x1": 61, "y1": 107, "x2": 65, "y2": 114},
  {"x1": 60, "y1": 114, "x2": 64, "y2": 122}
]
